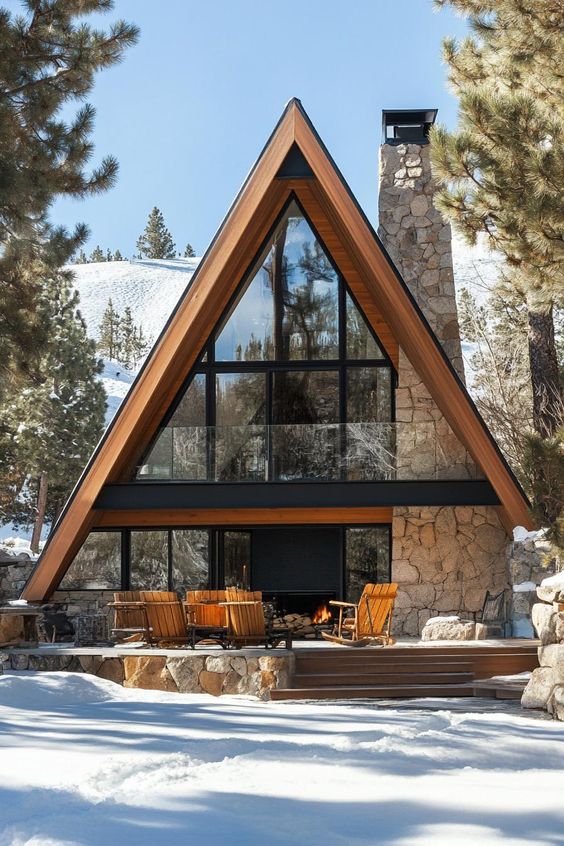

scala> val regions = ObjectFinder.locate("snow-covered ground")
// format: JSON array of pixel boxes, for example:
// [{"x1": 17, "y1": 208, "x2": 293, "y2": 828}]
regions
[{"x1": 0, "y1": 672, "x2": 563, "y2": 846}]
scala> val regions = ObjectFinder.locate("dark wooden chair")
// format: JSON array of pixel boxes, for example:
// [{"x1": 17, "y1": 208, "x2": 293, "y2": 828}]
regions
[{"x1": 108, "y1": 590, "x2": 149, "y2": 642}]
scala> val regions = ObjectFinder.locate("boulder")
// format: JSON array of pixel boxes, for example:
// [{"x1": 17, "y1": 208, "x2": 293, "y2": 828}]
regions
[
  {"x1": 531, "y1": 603, "x2": 557, "y2": 645},
  {"x1": 123, "y1": 656, "x2": 177, "y2": 692},
  {"x1": 521, "y1": 667, "x2": 556, "y2": 710},
  {"x1": 538, "y1": 643, "x2": 564, "y2": 669},
  {"x1": 548, "y1": 685, "x2": 564, "y2": 721},
  {"x1": 166, "y1": 656, "x2": 204, "y2": 693},
  {"x1": 421, "y1": 616, "x2": 475, "y2": 641},
  {"x1": 536, "y1": 573, "x2": 564, "y2": 604}
]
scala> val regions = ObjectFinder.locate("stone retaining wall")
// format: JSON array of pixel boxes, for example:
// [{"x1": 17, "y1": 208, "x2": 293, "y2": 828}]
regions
[
  {"x1": 522, "y1": 574, "x2": 564, "y2": 720},
  {"x1": 0, "y1": 555, "x2": 36, "y2": 602},
  {"x1": 1, "y1": 649, "x2": 294, "y2": 699}
]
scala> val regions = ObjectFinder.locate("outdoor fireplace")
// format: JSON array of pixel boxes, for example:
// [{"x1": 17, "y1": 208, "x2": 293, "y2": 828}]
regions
[{"x1": 266, "y1": 592, "x2": 336, "y2": 639}]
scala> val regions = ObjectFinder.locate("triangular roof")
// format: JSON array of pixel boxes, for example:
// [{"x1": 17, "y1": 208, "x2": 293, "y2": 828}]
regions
[{"x1": 23, "y1": 99, "x2": 531, "y2": 600}]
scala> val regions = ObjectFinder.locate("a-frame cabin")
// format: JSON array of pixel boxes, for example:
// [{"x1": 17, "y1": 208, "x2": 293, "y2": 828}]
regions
[{"x1": 23, "y1": 100, "x2": 532, "y2": 635}]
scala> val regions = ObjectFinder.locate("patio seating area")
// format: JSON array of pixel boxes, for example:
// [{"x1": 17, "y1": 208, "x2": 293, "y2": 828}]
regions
[{"x1": 109, "y1": 588, "x2": 292, "y2": 650}]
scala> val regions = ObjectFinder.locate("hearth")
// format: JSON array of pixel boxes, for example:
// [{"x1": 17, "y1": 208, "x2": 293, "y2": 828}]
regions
[{"x1": 265, "y1": 591, "x2": 336, "y2": 640}]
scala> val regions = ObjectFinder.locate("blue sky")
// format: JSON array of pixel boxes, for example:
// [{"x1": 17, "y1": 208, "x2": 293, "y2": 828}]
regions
[{"x1": 10, "y1": 0, "x2": 468, "y2": 257}]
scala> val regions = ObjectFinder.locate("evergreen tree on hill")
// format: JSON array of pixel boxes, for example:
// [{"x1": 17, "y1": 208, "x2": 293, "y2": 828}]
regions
[
  {"x1": 2, "y1": 275, "x2": 107, "y2": 550},
  {"x1": 90, "y1": 245, "x2": 105, "y2": 262},
  {"x1": 431, "y1": 0, "x2": 563, "y2": 439},
  {"x1": 0, "y1": 1, "x2": 139, "y2": 400},
  {"x1": 98, "y1": 299, "x2": 121, "y2": 360},
  {"x1": 106, "y1": 248, "x2": 113, "y2": 262},
  {"x1": 184, "y1": 243, "x2": 196, "y2": 258},
  {"x1": 76, "y1": 250, "x2": 88, "y2": 264},
  {"x1": 113, "y1": 249, "x2": 124, "y2": 261},
  {"x1": 136, "y1": 207, "x2": 176, "y2": 259}
]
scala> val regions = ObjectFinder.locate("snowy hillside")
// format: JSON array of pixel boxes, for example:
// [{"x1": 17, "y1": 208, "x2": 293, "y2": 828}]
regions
[{"x1": 69, "y1": 257, "x2": 198, "y2": 345}]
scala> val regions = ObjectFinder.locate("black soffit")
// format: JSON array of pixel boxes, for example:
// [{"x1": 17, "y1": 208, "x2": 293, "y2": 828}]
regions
[
  {"x1": 95, "y1": 480, "x2": 500, "y2": 510},
  {"x1": 276, "y1": 142, "x2": 315, "y2": 179}
]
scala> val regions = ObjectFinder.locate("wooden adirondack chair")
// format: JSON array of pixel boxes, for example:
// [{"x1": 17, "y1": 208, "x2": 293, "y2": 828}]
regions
[
  {"x1": 322, "y1": 583, "x2": 398, "y2": 647},
  {"x1": 222, "y1": 587, "x2": 291, "y2": 649},
  {"x1": 140, "y1": 591, "x2": 190, "y2": 646},
  {"x1": 108, "y1": 590, "x2": 150, "y2": 642}
]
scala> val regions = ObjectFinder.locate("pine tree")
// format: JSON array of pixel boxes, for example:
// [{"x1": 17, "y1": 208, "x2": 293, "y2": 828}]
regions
[
  {"x1": 90, "y1": 245, "x2": 105, "y2": 263},
  {"x1": 136, "y1": 207, "x2": 176, "y2": 259},
  {"x1": 118, "y1": 306, "x2": 136, "y2": 369},
  {"x1": 113, "y1": 249, "x2": 124, "y2": 261},
  {"x1": 431, "y1": 0, "x2": 563, "y2": 438},
  {"x1": 106, "y1": 248, "x2": 113, "y2": 262},
  {"x1": 2, "y1": 274, "x2": 107, "y2": 549},
  {"x1": 0, "y1": 1, "x2": 139, "y2": 400},
  {"x1": 132, "y1": 325, "x2": 151, "y2": 367},
  {"x1": 98, "y1": 299, "x2": 121, "y2": 360},
  {"x1": 184, "y1": 243, "x2": 196, "y2": 258},
  {"x1": 76, "y1": 250, "x2": 88, "y2": 264}
]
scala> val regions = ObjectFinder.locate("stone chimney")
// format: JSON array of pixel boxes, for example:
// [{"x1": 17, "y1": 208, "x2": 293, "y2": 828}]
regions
[
  {"x1": 377, "y1": 111, "x2": 509, "y2": 639},
  {"x1": 378, "y1": 109, "x2": 464, "y2": 379}
]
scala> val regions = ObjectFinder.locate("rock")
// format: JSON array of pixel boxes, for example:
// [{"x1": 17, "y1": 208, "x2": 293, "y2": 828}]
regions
[
  {"x1": 167, "y1": 656, "x2": 204, "y2": 692},
  {"x1": 222, "y1": 669, "x2": 242, "y2": 694},
  {"x1": 79, "y1": 655, "x2": 104, "y2": 675},
  {"x1": 537, "y1": 584, "x2": 564, "y2": 604},
  {"x1": 522, "y1": 667, "x2": 555, "y2": 709},
  {"x1": 97, "y1": 658, "x2": 125, "y2": 685},
  {"x1": 229, "y1": 656, "x2": 247, "y2": 676},
  {"x1": 548, "y1": 685, "x2": 564, "y2": 721},
  {"x1": 410, "y1": 195, "x2": 428, "y2": 217},
  {"x1": 531, "y1": 603, "x2": 557, "y2": 645},
  {"x1": 0, "y1": 615, "x2": 25, "y2": 644},
  {"x1": 205, "y1": 655, "x2": 232, "y2": 674},
  {"x1": 199, "y1": 670, "x2": 226, "y2": 696},
  {"x1": 10, "y1": 653, "x2": 29, "y2": 670},
  {"x1": 123, "y1": 656, "x2": 177, "y2": 691},
  {"x1": 258, "y1": 655, "x2": 290, "y2": 671},
  {"x1": 421, "y1": 617, "x2": 475, "y2": 641}
]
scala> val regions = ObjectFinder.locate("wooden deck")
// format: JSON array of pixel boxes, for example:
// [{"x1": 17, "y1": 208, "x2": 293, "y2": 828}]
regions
[{"x1": 270, "y1": 640, "x2": 539, "y2": 701}]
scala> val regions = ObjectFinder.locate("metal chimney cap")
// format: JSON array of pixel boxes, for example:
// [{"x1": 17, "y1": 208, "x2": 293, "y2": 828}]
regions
[{"x1": 381, "y1": 109, "x2": 438, "y2": 145}]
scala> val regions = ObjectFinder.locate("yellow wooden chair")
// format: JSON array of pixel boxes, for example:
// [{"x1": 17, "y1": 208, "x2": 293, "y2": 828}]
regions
[
  {"x1": 322, "y1": 583, "x2": 398, "y2": 647},
  {"x1": 140, "y1": 590, "x2": 190, "y2": 646}
]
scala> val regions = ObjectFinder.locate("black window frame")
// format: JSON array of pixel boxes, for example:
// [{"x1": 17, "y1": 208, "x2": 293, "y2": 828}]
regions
[
  {"x1": 65, "y1": 524, "x2": 392, "y2": 599},
  {"x1": 137, "y1": 194, "x2": 396, "y2": 482}
]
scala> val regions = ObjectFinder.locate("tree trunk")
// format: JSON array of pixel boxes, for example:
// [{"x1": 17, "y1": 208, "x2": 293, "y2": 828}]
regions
[
  {"x1": 526, "y1": 304, "x2": 562, "y2": 438},
  {"x1": 30, "y1": 472, "x2": 48, "y2": 554}
]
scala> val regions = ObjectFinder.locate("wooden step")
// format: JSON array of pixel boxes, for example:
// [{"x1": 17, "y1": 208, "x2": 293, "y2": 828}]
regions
[
  {"x1": 294, "y1": 671, "x2": 474, "y2": 687},
  {"x1": 271, "y1": 683, "x2": 475, "y2": 701}
]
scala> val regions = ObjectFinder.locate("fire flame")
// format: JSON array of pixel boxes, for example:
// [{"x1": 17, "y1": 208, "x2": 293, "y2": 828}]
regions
[{"x1": 312, "y1": 603, "x2": 332, "y2": 625}]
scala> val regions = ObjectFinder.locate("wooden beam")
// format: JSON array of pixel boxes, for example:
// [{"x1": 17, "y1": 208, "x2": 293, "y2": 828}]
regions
[{"x1": 97, "y1": 507, "x2": 394, "y2": 528}]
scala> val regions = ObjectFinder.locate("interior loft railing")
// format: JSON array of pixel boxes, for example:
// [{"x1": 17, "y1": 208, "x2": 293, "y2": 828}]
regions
[{"x1": 136, "y1": 423, "x2": 478, "y2": 482}]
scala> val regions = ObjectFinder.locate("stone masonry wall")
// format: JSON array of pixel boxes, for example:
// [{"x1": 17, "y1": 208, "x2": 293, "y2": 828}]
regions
[
  {"x1": 379, "y1": 139, "x2": 511, "y2": 636},
  {"x1": 391, "y1": 506, "x2": 509, "y2": 636}
]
